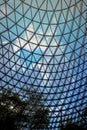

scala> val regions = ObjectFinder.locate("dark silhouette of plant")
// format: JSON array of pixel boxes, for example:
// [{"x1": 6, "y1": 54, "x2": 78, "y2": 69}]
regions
[
  {"x1": 61, "y1": 118, "x2": 80, "y2": 130},
  {"x1": 83, "y1": 107, "x2": 87, "y2": 117},
  {"x1": 60, "y1": 117, "x2": 87, "y2": 130},
  {"x1": 0, "y1": 88, "x2": 49, "y2": 130},
  {"x1": 29, "y1": 108, "x2": 49, "y2": 130}
]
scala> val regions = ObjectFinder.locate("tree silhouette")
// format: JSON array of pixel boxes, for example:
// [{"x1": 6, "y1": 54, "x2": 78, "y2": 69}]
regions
[
  {"x1": 60, "y1": 116, "x2": 87, "y2": 130},
  {"x1": 83, "y1": 107, "x2": 87, "y2": 117},
  {"x1": 61, "y1": 118, "x2": 80, "y2": 130},
  {"x1": 0, "y1": 88, "x2": 49, "y2": 130}
]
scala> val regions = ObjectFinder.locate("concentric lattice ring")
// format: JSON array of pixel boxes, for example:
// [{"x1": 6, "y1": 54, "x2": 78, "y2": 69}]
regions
[{"x1": 0, "y1": 0, "x2": 87, "y2": 129}]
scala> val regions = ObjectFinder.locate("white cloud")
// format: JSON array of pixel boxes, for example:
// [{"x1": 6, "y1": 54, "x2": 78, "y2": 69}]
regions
[
  {"x1": 13, "y1": 44, "x2": 20, "y2": 54},
  {"x1": 2, "y1": 41, "x2": 8, "y2": 44},
  {"x1": 0, "y1": 5, "x2": 10, "y2": 18},
  {"x1": 14, "y1": 22, "x2": 64, "y2": 55},
  {"x1": 13, "y1": 23, "x2": 65, "y2": 80}
]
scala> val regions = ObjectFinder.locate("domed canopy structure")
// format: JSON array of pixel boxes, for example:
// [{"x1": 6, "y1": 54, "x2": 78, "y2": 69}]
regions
[{"x1": 0, "y1": 0, "x2": 87, "y2": 129}]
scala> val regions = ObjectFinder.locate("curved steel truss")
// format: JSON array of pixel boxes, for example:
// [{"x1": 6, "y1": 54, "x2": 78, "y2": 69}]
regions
[{"x1": 0, "y1": 0, "x2": 87, "y2": 129}]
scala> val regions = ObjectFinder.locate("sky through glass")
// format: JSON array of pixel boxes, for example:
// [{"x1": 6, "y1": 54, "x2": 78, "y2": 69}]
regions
[{"x1": 0, "y1": 0, "x2": 87, "y2": 129}]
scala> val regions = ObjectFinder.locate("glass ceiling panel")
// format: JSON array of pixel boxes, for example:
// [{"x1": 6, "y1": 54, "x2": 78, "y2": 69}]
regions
[{"x1": 0, "y1": 0, "x2": 87, "y2": 129}]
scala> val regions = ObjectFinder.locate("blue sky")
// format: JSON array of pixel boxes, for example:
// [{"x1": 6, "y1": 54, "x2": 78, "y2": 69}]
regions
[{"x1": 0, "y1": 0, "x2": 87, "y2": 128}]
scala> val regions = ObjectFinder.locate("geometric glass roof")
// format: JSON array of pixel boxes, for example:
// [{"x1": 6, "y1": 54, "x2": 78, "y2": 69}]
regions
[{"x1": 0, "y1": 0, "x2": 87, "y2": 129}]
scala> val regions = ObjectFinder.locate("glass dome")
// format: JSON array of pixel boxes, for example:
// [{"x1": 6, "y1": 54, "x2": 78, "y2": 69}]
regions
[{"x1": 0, "y1": 0, "x2": 87, "y2": 129}]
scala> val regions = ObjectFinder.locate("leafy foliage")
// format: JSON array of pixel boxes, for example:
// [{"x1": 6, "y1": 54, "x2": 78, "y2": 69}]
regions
[
  {"x1": 83, "y1": 107, "x2": 87, "y2": 117},
  {"x1": 0, "y1": 88, "x2": 49, "y2": 130},
  {"x1": 61, "y1": 115, "x2": 87, "y2": 130}
]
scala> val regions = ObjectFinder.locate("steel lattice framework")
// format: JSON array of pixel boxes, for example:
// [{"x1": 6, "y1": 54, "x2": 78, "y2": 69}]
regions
[{"x1": 0, "y1": 0, "x2": 87, "y2": 129}]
